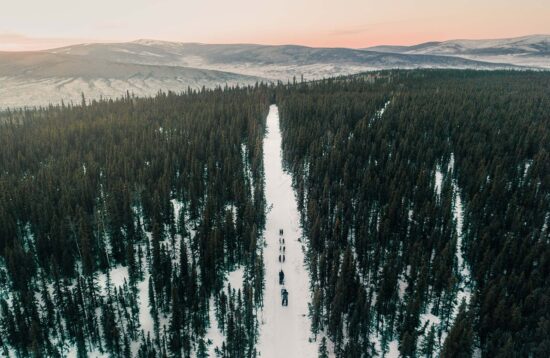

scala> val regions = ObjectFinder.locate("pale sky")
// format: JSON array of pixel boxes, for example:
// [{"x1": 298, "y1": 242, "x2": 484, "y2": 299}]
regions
[{"x1": 1, "y1": 0, "x2": 549, "y2": 51}]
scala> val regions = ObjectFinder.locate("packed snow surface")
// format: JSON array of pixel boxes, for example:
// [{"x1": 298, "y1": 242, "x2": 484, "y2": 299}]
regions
[{"x1": 257, "y1": 105, "x2": 318, "y2": 357}]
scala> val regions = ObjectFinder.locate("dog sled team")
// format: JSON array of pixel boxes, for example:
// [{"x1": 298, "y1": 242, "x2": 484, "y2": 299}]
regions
[{"x1": 278, "y1": 229, "x2": 289, "y2": 306}]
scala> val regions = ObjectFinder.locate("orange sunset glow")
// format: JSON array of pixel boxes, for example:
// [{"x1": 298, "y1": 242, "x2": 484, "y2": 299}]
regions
[{"x1": 1, "y1": 0, "x2": 549, "y2": 50}]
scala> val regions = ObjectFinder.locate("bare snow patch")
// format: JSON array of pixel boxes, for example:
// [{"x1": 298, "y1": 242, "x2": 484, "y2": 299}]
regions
[
  {"x1": 369, "y1": 100, "x2": 391, "y2": 127},
  {"x1": 228, "y1": 266, "x2": 245, "y2": 292},
  {"x1": 96, "y1": 265, "x2": 129, "y2": 295},
  {"x1": 434, "y1": 166, "x2": 443, "y2": 198}
]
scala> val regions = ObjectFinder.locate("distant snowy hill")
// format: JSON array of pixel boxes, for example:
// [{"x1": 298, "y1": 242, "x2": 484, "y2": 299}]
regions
[
  {"x1": 48, "y1": 40, "x2": 516, "y2": 79},
  {"x1": 367, "y1": 34, "x2": 550, "y2": 69},
  {"x1": 0, "y1": 37, "x2": 542, "y2": 108},
  {"x1": 0, "y1": 51, "x2": 261, "y2": 108}
]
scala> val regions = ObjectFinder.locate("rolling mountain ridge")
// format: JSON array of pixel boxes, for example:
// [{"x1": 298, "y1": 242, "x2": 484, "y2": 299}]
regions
[
  {"x1": 1, "y1": 35, "x2": 547, "y2": 108},
  {"x1": 367, "y1": 34, "x2": 550, "y2": 68}
]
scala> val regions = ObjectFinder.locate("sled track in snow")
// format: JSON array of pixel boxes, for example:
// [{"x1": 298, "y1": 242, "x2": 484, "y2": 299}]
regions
[{"x1": 257, "y1": 105, "x2": 318, "y2": 357}]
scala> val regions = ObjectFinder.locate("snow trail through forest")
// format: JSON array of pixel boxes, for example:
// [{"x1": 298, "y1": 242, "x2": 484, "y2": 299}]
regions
[{"x1": 257, "y1": 105, "x2": 318, "y2": 357}]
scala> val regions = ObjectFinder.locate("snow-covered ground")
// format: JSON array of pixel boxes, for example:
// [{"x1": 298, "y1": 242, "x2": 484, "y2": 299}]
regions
[
  {"x1": 376, "y1": 100, "x2": 391, "y2": 118},
  {"x1": 417, "y1": 155, "x2": 474, "y2": 352},
  {"x1": 0, "y1": 76, "x2": 258, "y2": 109},
  {"x1": 450, "y1": 157, "x2": 472, "y2": 317},
  {"x1": 205, "y1": 266, "x2": 245, "y2": 356},
  {"x1": 434, "y1": 166, "x2": 443, "y2": 198},
  {"x1": 96, "y1": 265, "x2": 129, "y2": 296},
  {"x1": 257, "y1": 105, "x2": 318, "y2": 357},
  {"x1": 369, "y1": 100, "x2": 391, "y2": 127}
]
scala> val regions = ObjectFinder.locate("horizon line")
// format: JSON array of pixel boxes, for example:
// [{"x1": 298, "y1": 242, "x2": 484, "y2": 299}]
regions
[{"x1": 0, "y1": 33, "x2": 548, "y2": 53}]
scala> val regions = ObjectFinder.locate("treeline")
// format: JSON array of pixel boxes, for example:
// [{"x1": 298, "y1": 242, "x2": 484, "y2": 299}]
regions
[
  {"x1": 0, "y1": 86, "x2": 269, "y2": 357},
  {"x1": 275, "y1": 70, "x2": 550, "y2": 357},
  {"x1": 1, "y1": 70, "x2": 548, "y2": 358}
]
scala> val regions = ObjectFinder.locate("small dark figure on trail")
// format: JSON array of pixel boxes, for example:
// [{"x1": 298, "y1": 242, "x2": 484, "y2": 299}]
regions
[
  {"x1": 281, "y1": 288, "x2": 289, "y2": 306},
  {"x1": 279, "y1": 270, "x2": 285, "y2": 285},
  {"x1": 283, "y1": 246, "x2": 286, "y2": 253},
  {"x1": 279, "y1": 229, "x2": 283, "y2": 235},
  {"x1": 282, "y1": 238, "x2": 285, "y2": 244},
  {"x1": 279, "y1": 255, "x2": 281, "y2": 262}
]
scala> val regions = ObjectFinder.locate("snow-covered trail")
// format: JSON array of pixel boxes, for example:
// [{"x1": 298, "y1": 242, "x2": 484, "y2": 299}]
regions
[{"x1": 258, "y1": 105, "x2": 318, "y2": 357}]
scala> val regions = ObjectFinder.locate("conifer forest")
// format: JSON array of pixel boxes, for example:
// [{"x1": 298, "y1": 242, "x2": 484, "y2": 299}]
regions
[{"x1": 0, "y1": 70, "x2": 549, "y2": 357}]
